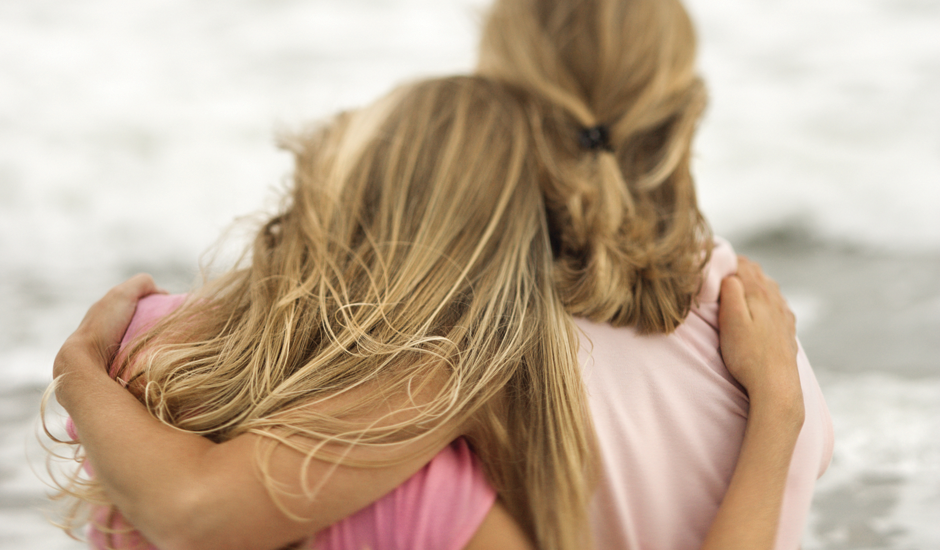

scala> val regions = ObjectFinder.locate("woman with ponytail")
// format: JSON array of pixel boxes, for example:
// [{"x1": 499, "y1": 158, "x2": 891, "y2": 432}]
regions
[
  {"x1": 47, "y1": 3, "x2": 820, "y2": 550},
  {"x1": 476, "y1": 0, "x2": 833, "y2": 548}
]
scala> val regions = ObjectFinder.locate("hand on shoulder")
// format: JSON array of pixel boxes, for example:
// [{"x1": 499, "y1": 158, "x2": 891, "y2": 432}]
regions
[
  {"x1": 53, "y1": 274, "x2": 166, "y2": 386},
  {"x1": 718, "y1": 257, "x2": 803, "y2": 430}
]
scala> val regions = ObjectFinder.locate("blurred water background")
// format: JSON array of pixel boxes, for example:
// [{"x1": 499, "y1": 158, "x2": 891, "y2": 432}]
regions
[{"x1": 1, "y1": 0, "x2": 938, "y2": 548}]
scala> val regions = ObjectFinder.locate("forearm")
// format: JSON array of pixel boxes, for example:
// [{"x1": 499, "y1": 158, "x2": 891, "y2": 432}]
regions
[
  {"x1": 56, "y1": 347, "x2": 220, "y2": 549},
  {"x1": 55, "y1": 344, "x2": 453, "y2": 550},
  {"x1": 700, "y1": 397, "x2": 804, "y2": 550}
]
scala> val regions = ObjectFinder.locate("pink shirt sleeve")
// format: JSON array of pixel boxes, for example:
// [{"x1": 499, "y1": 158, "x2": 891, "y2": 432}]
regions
[
  {"x1": 116, "y1": 294, "x2": 188, "y2": 353},
  {"x1": 310, "y1": 439, "x2": 496, "y2": 550}
]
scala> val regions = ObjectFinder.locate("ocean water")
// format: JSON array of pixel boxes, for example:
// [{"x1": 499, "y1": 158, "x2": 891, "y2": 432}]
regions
[
  {"x1": 689, "y1": 0, "x2": 940, "y2": 252},
  {"x1": 1, "y1": 0, "x2": 938, "y2": 547}
]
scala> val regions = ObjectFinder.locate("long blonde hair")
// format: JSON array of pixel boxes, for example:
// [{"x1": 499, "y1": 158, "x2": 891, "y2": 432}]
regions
[
  {"x1": 46, "y1": 76, "x2": 597, "y2": 550},
  {"x1": 478, "y1": 0, "x2": 712, "y2": 333}
]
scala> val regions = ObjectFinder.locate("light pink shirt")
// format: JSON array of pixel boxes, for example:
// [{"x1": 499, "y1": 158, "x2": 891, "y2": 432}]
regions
[{"x1": 579, "y1": 238, "x2": 834, "y2": 550}]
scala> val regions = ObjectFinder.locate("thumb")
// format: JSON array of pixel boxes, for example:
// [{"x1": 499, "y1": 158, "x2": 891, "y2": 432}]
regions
[{"x1": 110, "y1": 273, "x2": 164, "y2": 302}]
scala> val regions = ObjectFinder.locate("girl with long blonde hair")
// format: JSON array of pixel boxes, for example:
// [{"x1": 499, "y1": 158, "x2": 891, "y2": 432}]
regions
[
  {"x1": 50, "y1": 76, "x2": 595, "y2": 550},
  {"x1": 47, "y1": 1, "x2": 819, "y2": 549}
]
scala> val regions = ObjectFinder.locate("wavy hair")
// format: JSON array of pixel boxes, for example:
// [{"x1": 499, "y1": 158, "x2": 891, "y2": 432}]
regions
[
  {"x1": 44, "y1": 76, "x2": 597, "y2": 550},
  {"x1": 478, "y1": 0, "x2": 713, "y2": 333}
]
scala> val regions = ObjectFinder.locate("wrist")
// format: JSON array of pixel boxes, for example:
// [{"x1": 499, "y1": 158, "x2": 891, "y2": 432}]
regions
[
  {"x1": 747, "y1": 389, "x2": 805, "y2": 438},
  {"x1": 53, "y1": 332, "x2": 111, "y2": 377},
  {"x1": 54, "y1": 343, "x2": 114, "y2": 409}
]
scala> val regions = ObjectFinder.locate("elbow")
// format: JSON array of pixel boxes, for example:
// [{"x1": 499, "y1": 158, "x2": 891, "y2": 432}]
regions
[
  {"x1": 160, "y1": 538, "x2": 228, "y2": 550},
  {"x1": 152, "y1": 521, "x2": 230, "y2": 550},
  {"x1": 158, "y1": 537, "x2": 210, "y2": 550},
  {"x1": 132, "y1": 486, "x2": 235, "y2": 550}
]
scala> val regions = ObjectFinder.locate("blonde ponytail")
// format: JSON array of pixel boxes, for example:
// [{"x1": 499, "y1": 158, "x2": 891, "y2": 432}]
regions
[{"x1": 479, "y1": 0, "x2": 712, "y2": 333}]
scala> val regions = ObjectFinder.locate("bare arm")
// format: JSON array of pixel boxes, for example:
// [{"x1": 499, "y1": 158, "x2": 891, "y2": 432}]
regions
[
  {"x1": 700, "y1": 257, "x2": 805, "y2": 550},
  {"x1": 464, "y1": 500, "x2": 536, "y2": 550},
  {"x1": 54, "y1": 275, "x2": 456, "y2": 550}
]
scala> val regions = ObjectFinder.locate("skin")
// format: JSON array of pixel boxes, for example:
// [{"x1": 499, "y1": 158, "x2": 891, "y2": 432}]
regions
[
  {"x1": 702, "y1": 257, "x2": 804, "y2": 550},
  {"x1": 53, "y1": 257, "x2": 802, "y2": 550}
]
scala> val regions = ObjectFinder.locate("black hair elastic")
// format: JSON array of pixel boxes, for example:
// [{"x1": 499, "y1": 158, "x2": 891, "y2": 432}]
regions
[{"x1": 578, "y1": 125, "x2": 612, "y2": 152}]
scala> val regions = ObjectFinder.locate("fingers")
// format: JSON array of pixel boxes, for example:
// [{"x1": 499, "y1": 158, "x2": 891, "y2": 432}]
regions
[
  {"x1": 107, "y1": 273, "x2": 166, "y2": 302},
  {"x1": 734, "y1": 256, "x2": 796, "y2": 339},
  {"x1": 719, "y1": 258, "x2": 801, "y2": 408},
  {"x1": 54, "y1": 274, "x2": 165, "y2": 381},
  {"x1": 719, "y1": 275, "x2": 751, "y2": 323},
  {"x1": 736, "y1": 256, "x2": 787, "y2": 309},
  {"x1": 736, "y1": 256, "x2": 775, "y2": 297},
  {"x1": 83, "y1": 274, "x2": 163, "y2": 357}
]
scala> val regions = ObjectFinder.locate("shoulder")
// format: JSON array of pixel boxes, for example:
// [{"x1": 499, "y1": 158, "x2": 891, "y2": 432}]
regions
[
  {"x1": 121, "y1": 293, "x2": 188, "y2": 346},
  {"x1": 697, "y1": 237, "x2": 738, "y2": 304}
]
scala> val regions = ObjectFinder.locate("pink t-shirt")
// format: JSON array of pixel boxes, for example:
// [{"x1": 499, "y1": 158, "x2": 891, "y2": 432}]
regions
[
  {"x1": 310, "y1": 438, "x2": 494, "y2": 550},
  {"x1": 76, "y1": 294, "x2": 496, "y2": 550},
  {"x1": 579, "y1": 237, "x2": 834, "y2": 550}
]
